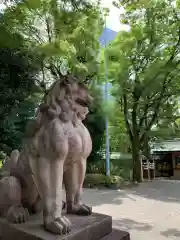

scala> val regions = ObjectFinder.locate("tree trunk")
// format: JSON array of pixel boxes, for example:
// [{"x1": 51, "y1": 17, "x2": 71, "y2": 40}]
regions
[
  {"x1": 132, "y1": 135, "x2": 141, "y2": 182},
  {"x1": 123, "y1": 93, "x2": 142, "y2": 181},
  {"x1": 142, "y1": 133, "x2": 150, "y2": 159},
  {"x1": 142, "y1": 117, "x2": 150, "y2": 159}
]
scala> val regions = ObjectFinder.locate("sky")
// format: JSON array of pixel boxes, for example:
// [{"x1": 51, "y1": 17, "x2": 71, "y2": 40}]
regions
[
  {"x1": 99, "y1": 0, "x2": 129, "y2": 32},
  {"x1": 0, "y1": 3, "x2": 5, "y2": 10}
]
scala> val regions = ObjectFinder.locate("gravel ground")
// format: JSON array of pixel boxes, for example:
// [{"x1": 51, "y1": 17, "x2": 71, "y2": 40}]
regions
[{"x1": 82, "y1": 179, "x2": 180, "y2": 240}]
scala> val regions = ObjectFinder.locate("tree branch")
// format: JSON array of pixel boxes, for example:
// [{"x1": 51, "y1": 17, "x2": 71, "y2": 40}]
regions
[
  {"x1": 141, "y1": 26, "x2": 180, "y2": 93},
  {"x1": 45, "y1": 63, "x2": 62, "y2": 79},
  {"x1": 139, "y1": 96, "x2": 150, "y2": 128},
  {"x1": 140, "y1": 73, "x2": 172, "y2": 142},
  {"x1": 139, "y1": 59, "x2": 180, "y2": 131},
  {"x1": 129, "y1": 8, "x2": 156, "y2": 78},
  {"x1": 45, "y1": 17, "x2": 52, "y2": 43}
]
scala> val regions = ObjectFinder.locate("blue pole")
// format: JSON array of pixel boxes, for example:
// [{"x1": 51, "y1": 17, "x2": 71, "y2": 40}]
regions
[
  {"x1": 104, "y1": 15, "x2": 110, "y2": 176},
  {"x1": 105, "y1": 83, "x2": 110, "y2": 176}
]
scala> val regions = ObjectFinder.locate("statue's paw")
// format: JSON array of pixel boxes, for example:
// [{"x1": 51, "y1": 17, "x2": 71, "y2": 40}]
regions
[
  {"x1": 44, "y1": 216, "x2": 71, "y2": 235},
  {"x1": 67, "y1": 204, "x2": 92, "y2": 216},
  {"x1": 76, "y1": 204, "x2": 92, "y2": 216},
  {"x1": 56, "y1": 216, "x2": 71, "y2": 234},
  {"x1": 7, "y1": 205, "x2": 29, "y2": 223}
]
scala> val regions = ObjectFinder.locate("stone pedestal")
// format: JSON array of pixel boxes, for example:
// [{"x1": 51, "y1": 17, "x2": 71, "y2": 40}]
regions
[
  {"x1": 0, "y1": 213, "x2": 130, "y2": 240},
  {"x1": 101, "y1": 229, "x2": 130, "y2": 240}
]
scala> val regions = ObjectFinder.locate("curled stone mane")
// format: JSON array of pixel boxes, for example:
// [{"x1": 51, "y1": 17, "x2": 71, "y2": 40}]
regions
[
  {"x1": 25, "y1": 75, "x2": 80, "y2": 139},
  {"x1": 41, "y1": 75, "x2": 79, "y2": 124}
]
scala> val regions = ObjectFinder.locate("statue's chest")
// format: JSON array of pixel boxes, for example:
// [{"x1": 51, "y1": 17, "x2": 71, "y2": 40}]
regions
[
  {"x1": 74, "y1": 124, "x2": 92, "y2": 158},
  {"x1": 62, "y1": 123, "x2": 92, "y2": 158},
  {"x1": 63, "y1": 124, "x2": 82, "y2": 154}
]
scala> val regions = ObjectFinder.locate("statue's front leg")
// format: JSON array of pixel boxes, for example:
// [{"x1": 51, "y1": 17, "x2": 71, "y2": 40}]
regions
[
  {"x1": 47, "y1": 158, "x2": 71, "y2": 234},
  {"x1": 35, "y1": 157, "x2": 53, "y2": 227},
  {"x1": 64, "y1": 158, "x2": 92, "y2": 216},
  {"x1": 35, "y1": 156, "x2": 70, "y2": 234},
  {"x1": 73, "y1": 158, "x2": 92, "y2": 215}
]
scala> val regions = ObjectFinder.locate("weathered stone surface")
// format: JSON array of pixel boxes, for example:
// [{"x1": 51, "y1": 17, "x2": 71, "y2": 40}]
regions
[
  {"x1": 0, "y1": 77, "x2": 94, "y2": 234},
  {"x1": 101, "y1": 229, "x2": 130, "y2": 240},
  {"x1": 0, "y1": 212, "x2": 112, "y2": 240}
]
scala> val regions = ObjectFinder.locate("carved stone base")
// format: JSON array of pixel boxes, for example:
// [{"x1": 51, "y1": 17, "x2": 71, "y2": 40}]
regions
[
  {"x1": 101, "y1": 229, "x2": 130, "y2": 240},
  {"x1": 0, "y1": 213, "x2": 130, "y2": 240}
]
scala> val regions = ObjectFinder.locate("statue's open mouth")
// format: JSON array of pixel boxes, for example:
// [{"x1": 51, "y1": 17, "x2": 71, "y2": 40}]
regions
[{"x1": 75, "y1": 98, "x2": 88, "y2": 107}]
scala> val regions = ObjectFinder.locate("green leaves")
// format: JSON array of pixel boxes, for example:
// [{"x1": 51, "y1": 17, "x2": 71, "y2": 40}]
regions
[
  {"x1": 0, "y1": 47, "x2": 41, "y2": 153},
  {"x1": 37, "y1": 40, "x2": 77, "y2": 58},
  {"x1": 100, "y1": 0, "x2": 180, "y2": 174},
  {"x1": 84, "y1": 86, "x2": 106, "y2": 163},
  {"x1": 24, "y1": 0, "x2": 42, "y2": 10},
  {"x1": 0, "y1": 0, "x2": 104, "y2": 156},
  {"x1": 2, "y1": 0, "x2": 103, "y2": 82},
  {"x1": 108, "y1": 102, "x2": 130, "y2": 152}
]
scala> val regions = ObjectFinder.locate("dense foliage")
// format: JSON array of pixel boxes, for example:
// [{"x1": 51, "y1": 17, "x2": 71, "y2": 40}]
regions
[
  {"x1": 0, "y1": 0, "x2": 106, "y2": 158},
  {"x1": 103, "y1": 0, "x2": 180, "y2": 181},
  {"x1": 0, "y1": 48, "x2": 41, "y2": 153},
  {"x1": 2, "y1": 0, "x2": 103, "y2": 83},
  {"x1": 84, "y1": 84, "x2": 106, "y2": 162}
]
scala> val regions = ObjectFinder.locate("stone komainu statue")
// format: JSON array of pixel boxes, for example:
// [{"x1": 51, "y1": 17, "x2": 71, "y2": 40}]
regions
[{"x1": 0, "y1": 75, "x2": 93, "y2": 234}]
